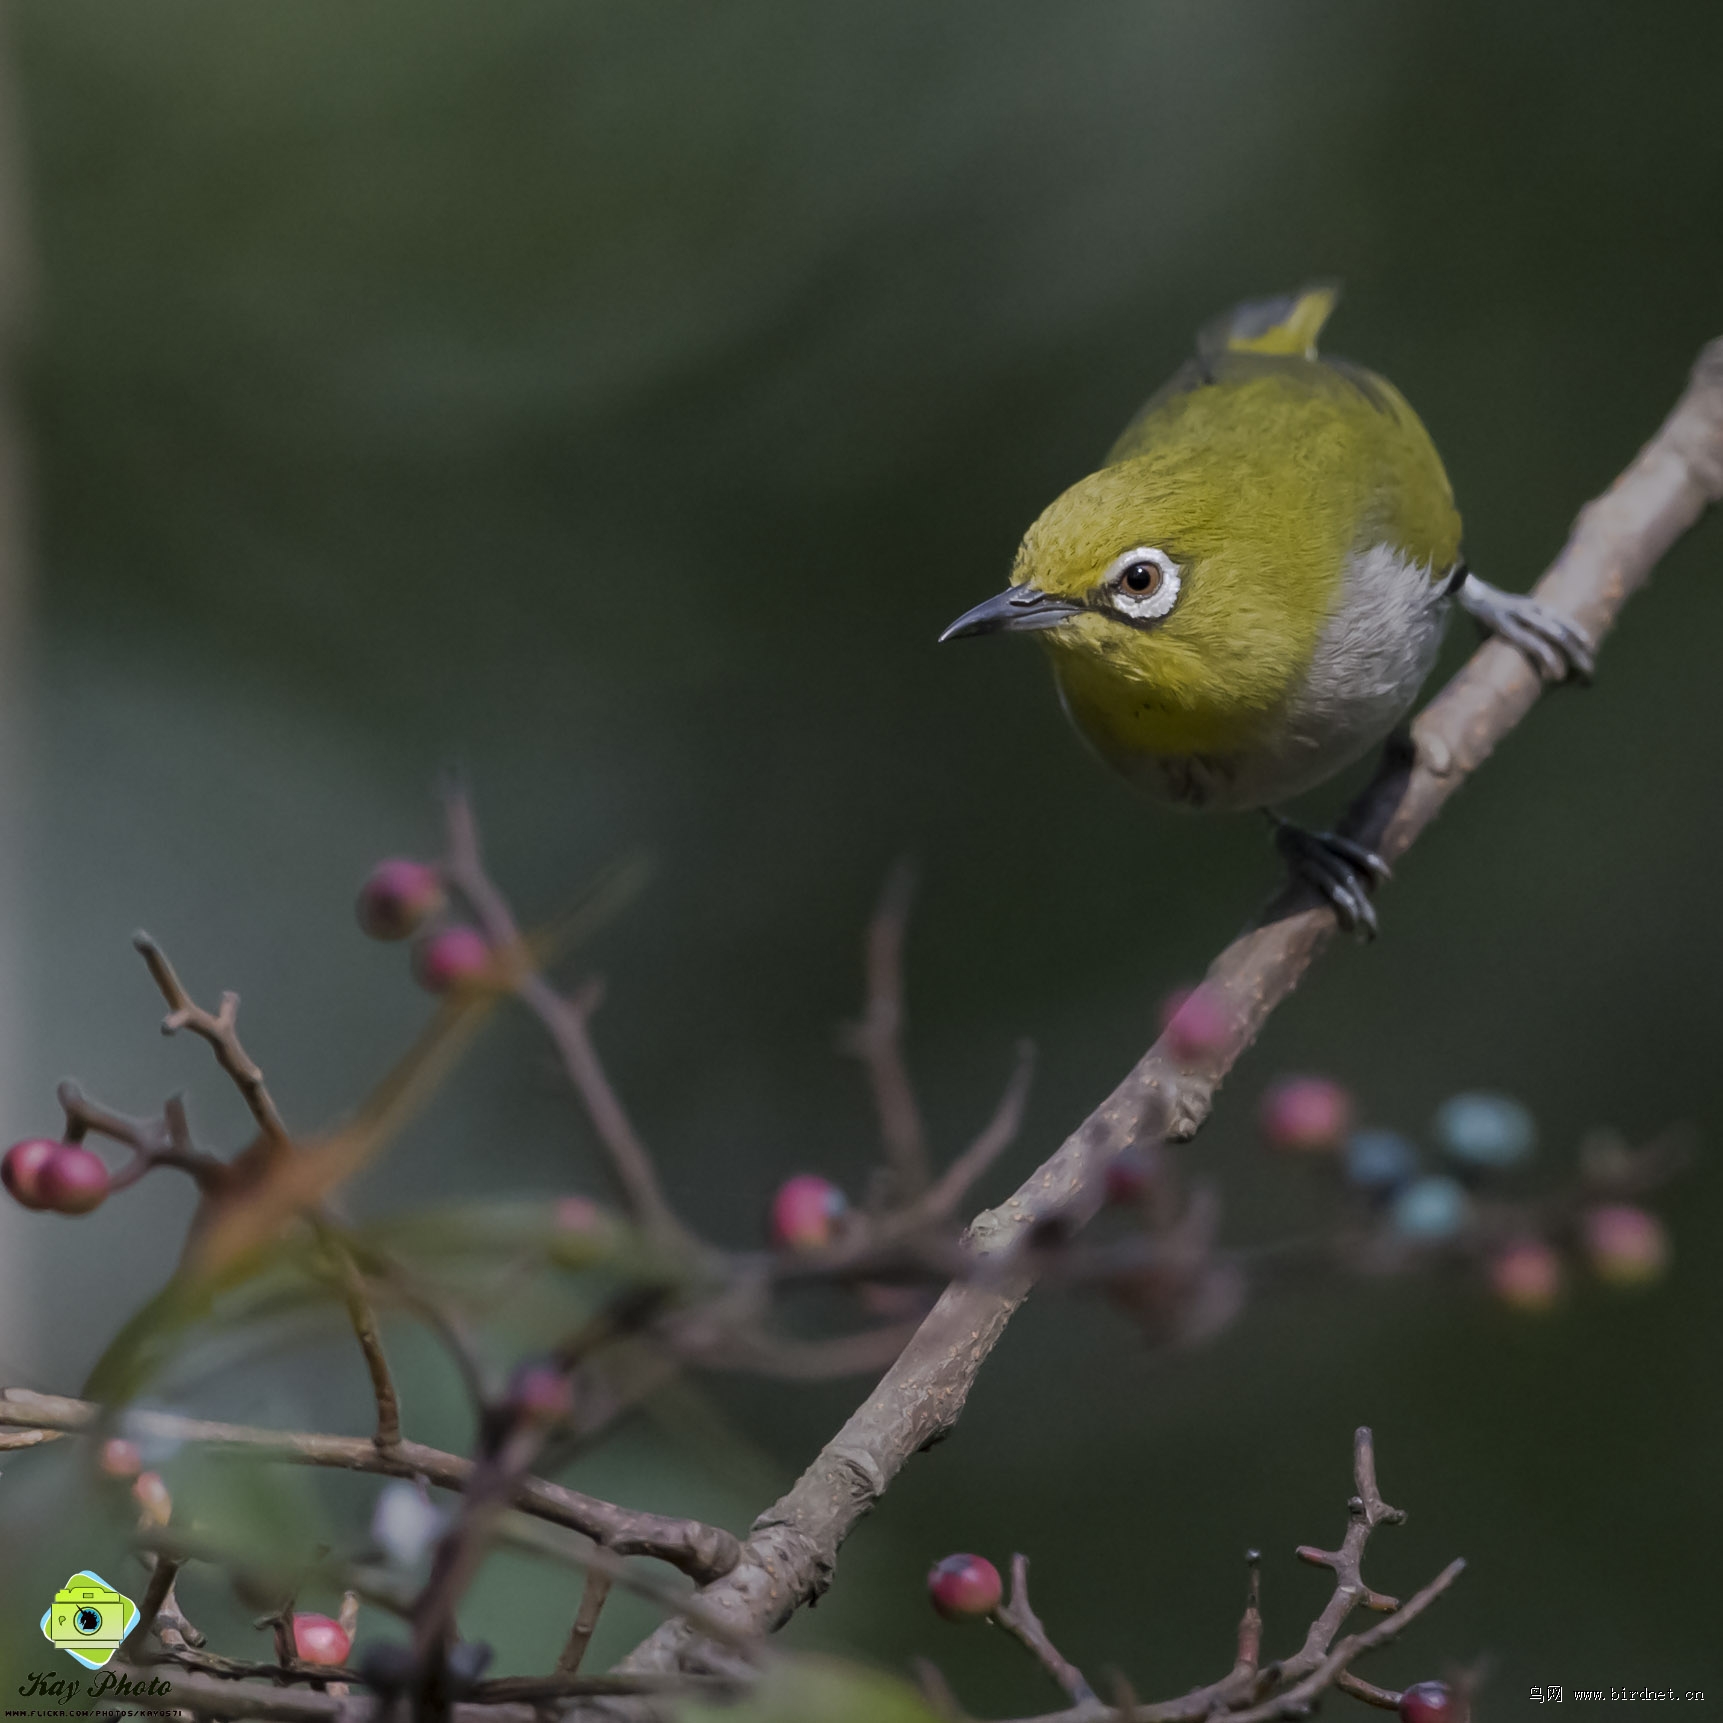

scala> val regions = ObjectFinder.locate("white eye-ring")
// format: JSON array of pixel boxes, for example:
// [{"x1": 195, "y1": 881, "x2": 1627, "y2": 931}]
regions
[{"x1": 1103, "y1": 546, "x2": 1182, "y2": 622}]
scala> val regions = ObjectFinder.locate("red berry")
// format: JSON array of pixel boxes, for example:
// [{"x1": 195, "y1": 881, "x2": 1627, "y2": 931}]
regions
[
  {"x1": 357, "y1": 858, "x2": 445, "y2": 941},
  {"x1": 768, "y1": 1174, "x2": 848, "y2": 1251},
  {"x1": 1259, "y1": 1076, "x2": 1353, "y2": 1152},
  {"x1": 99, "y1": 1437, "x2": 144, "y2": 1479},
  {"x1": 1582, "y1": 1203, "x2": 1670, "y2": 1286},
  {"x1": 413, "y1": 925, "x2": 492, "y2": 993},
  {"x1": 1158, "y1": 986, "x2": 1229, "y2": 1059},
  {"x1": 292, "y1": 1613, "x2": 352, "y2": 1667},
  {"x1": 1489, "y1": 1238, "x2": 1562, "y2": 1312},
  {"x1": 1399, "y1": 1679, "x2": 1454, "y2": 1723},
  {"x1": 2, "y1": 1139, "x2": 63, "y2": 1210},
  {"x1": 38, "y1": 1144, "x2": 111, "y2": 1215},
  {"x1": 506, "y1": 1361, "x2": 574, "y2": 1423},
  {"x1": 927, "y1": 1553, "x2": 1002, "y2": 1621}
]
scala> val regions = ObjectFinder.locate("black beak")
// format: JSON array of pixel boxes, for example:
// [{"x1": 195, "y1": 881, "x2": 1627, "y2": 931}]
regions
[{"x1": 938, "y1": 585, "x2": 1083, "y2": 643}]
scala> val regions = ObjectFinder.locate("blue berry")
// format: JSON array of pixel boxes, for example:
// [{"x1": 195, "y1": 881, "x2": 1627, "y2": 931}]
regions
[
  {"x1": 1390, "y1": 1175, "x2": 1471, "y2": 1241},
  {"x1": 1344, "y1": 1129, "x2": 1419, "y2": 1193},
  {"x1": 1432, "y1": 1092, "x2": 1536, "y2": 1170}
]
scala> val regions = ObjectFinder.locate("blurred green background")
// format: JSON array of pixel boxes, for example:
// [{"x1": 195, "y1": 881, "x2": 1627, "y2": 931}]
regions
[{"x1": 1, "y1": 0, "x2": 1719, "y2": 1712}]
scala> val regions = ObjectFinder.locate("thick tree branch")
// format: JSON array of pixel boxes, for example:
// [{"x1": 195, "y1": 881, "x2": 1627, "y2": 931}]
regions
[{"x1": 621, "y1": 337, "x2": 1723, "y2": 1670}]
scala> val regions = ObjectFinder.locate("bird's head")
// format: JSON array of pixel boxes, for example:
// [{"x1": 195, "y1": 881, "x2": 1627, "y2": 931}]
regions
[{"x1": 941, "y1": 447, "x2": 1332, "y2": 753}]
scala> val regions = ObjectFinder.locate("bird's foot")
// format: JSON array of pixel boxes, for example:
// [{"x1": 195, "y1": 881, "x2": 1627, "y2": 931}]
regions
[
  {"x1": 1271, "y1": 816, "x2": 1390, "y2": 940},
  {"x1": 1456, "y1": 572, "x2": 1596, "y2": 683}
]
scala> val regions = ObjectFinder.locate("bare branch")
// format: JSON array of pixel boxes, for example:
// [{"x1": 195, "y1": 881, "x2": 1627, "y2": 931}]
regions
[
  {"x1": 0, "y1": 1387, "x2": 740, "y2": 1583},
  {"x1": 119, "y1": 1555, "x2": 184, "y2": 1660},
  {"x1": 311, "y1": 1222, "x2": 402, "y2": 1448},
  {"x1": 555, "y1": 1570, "x2": 613, "y2": 1677},
  {"x1": 993, "y1": 1554, "x2": 1095, "y2": 1707},
  {"x1": 439, "y1": 784, "x2": 689, "y2": 1250},
  {"x1": 1335, "y1": 1670, "x2": 1406, "y2": 1710},
  {"x1": 915, "y1": 1040, "x2": 1036, "y2": 1222},
  {"x1": 841, "y1": 859, "x2": 931, "y2": 1203},
  {"x1": 619, "y1": 332, "x2": 1723, "y2": 1673},
  {"x1": 132, "y1": 934, "x2": 291, "y2": 1155},
  {"x1": 1214, "y1": 1560, "x2": 1466, "y2": 1723}
]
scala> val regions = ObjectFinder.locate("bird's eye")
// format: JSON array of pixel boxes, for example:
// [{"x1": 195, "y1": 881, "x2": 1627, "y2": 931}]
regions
[{"x1": 1103, "y1": 546, "x2": 1182, "y2": 622}]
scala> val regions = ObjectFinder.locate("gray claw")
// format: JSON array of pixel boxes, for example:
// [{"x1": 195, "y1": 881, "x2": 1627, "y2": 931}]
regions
[{"x1": 1456, "y1": 573, "x2": 1595, "y2": 684}]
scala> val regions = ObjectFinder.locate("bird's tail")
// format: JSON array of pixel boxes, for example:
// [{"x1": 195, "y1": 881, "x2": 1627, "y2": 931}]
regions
[{"x1": 1197, "y1": 282, "x2": 1340, "y2": 360}]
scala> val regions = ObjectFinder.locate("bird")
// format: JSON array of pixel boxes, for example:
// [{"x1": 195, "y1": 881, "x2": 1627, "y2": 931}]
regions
[{"x1": 939, "y1": 284, "x2": 1592, "y2": 935}]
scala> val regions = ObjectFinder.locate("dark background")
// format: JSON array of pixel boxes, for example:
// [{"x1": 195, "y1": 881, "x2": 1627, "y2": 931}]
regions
[{"x1": 1, "y1": 2, "x2": 1719, "y2": 1712}]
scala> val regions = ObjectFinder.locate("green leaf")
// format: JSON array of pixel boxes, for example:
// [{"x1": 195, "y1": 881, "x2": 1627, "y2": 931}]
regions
[{"x1": 676, "y1": 1655, "x2": 943, "y2": 1723}]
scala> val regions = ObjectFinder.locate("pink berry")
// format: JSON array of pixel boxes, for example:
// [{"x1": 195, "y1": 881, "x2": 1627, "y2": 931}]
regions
[
  {"x1": 506, "y1": 1361, "x2": 573, "y2": 1423},
  {"x1": 768, "y1": 1174, "x2": 848, "y2": 1251},
  {"x1": 133, "y1": 1470, "x2": 172, "y2": 1526},
  {"x1": 292, "y1": 1612, "x2": 352, "y2": 1667},
  {"x1": 1159, "y1": 986, "x2": 1229, "y2": 1059},
  {"x1": 1582, "y1": 1203, "x2": 1670, "y2": 1287},
  {"x1": 413, "y1": 925, "x2": 492, "y2": 993},
  {"x1": 1259, "y1": 1076, "x2": 1353, "y2": 1152},
  {"x1": 357, "y1": 858, "x2": 445, "y2": 941},
  {"x1": 1489, "y1": 1239, "x2": 1563, "y2": 1312},
  {"x1": 2, "y1": 1139, "x2": 63, "y2": 1210},
  {"x1": 38, "y1": 1144, "x2": 111, "y2": 1215},
  {"x1": 927, "y1": 1553, "x2": 1002, "y2": 1621},
  {"x1": 1399, "y1": 1680, "x2": 1454, "y2": 1723},
  {"x1": 99, "y1": 1437, "x2": 144, "y2": 1479},
  {"x1": 554, "y1": 1195, "x2": 605, "y2": 1234}
]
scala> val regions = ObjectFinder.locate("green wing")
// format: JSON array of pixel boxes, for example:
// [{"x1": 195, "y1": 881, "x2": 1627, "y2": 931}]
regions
[{"x1": 1105, "y1": 283, "x2": 1461, "y2": 570}]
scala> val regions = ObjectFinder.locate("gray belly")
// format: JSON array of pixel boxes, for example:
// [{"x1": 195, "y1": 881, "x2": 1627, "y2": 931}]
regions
[{"x1": 1121, "y1": 544, "x2": 1452, "y2": 812}]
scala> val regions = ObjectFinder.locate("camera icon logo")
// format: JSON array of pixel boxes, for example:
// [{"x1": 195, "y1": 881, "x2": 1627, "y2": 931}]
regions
[{"x1": 39, "y1": 1571, "x2": 140, "y2": 1670}]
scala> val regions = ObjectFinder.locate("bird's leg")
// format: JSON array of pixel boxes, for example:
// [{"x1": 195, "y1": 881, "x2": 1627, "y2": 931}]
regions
[
  {"x1": 1455, "y1": 570, "x2": 1596, "y2": 682},
  {"x1": 1266, "y1": 811, "x2": 1391, "y2": 941}
]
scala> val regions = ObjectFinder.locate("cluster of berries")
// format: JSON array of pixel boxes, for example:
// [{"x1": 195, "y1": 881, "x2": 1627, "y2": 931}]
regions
[
  {"x1": 0, "y1": 855, "x2": 508, "y2": 1225},
  {"x1": 2, "y1": 1137, "x2": 111, "y2": 1215},
  {"x1": 1256, "y1": 1072, "x2": 1669, "y2": 1311},
  {"x1": 356, "y1": 857, "x2": 492, "y2": 992}
]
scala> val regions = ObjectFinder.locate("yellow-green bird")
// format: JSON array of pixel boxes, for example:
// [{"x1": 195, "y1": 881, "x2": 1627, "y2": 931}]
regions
[{"x1": 940, "y1": 285, "x2": 1591, "y2": 934}]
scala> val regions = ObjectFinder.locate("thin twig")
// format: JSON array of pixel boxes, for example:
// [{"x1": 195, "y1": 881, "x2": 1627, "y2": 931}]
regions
[
  {"x1": 133, "y1": 934, "x2": 291, "y2": 1154},
  {"x1": 109, "y1": 1663, "x2": 535, "y2": 1723},
  {"x1": 312, "y1": 1221, "x2": 403, "y2": 1448},
  {"x1": 1216, "y1": 1560, "x2": 1466, "y2": 1723},
  {"x1": 986, "y1": 1442, "x2": 1461, "y2": 1723},
  {"x1": 518, "y1": 972, "x2": 693, "y2": 1251},
  {"x1": 914, "y1": 1040, "x2": 1036, "y2": 1222},
  {"x1": 119, "y1": 1555, "x2": 184, "y2": 1660},
  {"x1": 555, "y1": 1570, "x2": 613, "y2": 1677},
  {"x1": 841, "y1": 859, "x2": 931, "y2": 1204},
  {"x1": 618, "y1": 332, "x2": 1723, "y2": 1675},
  {"x1": 440, "y1": 785, "x2": 689, "y2": 1250},
  {"x1": 1335, "y1": 1669, "x2": 1405, "y2": 1710},
  {"x1": 0, "y1": 1387, "x2": 740, "y2": 1583},
  {"x1": 57, "y1": 1080, "x2": 229, "y2": 1193},
  {"x1": 993, "y1": 1554, "x2": 1096, "y2": 1706}
]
